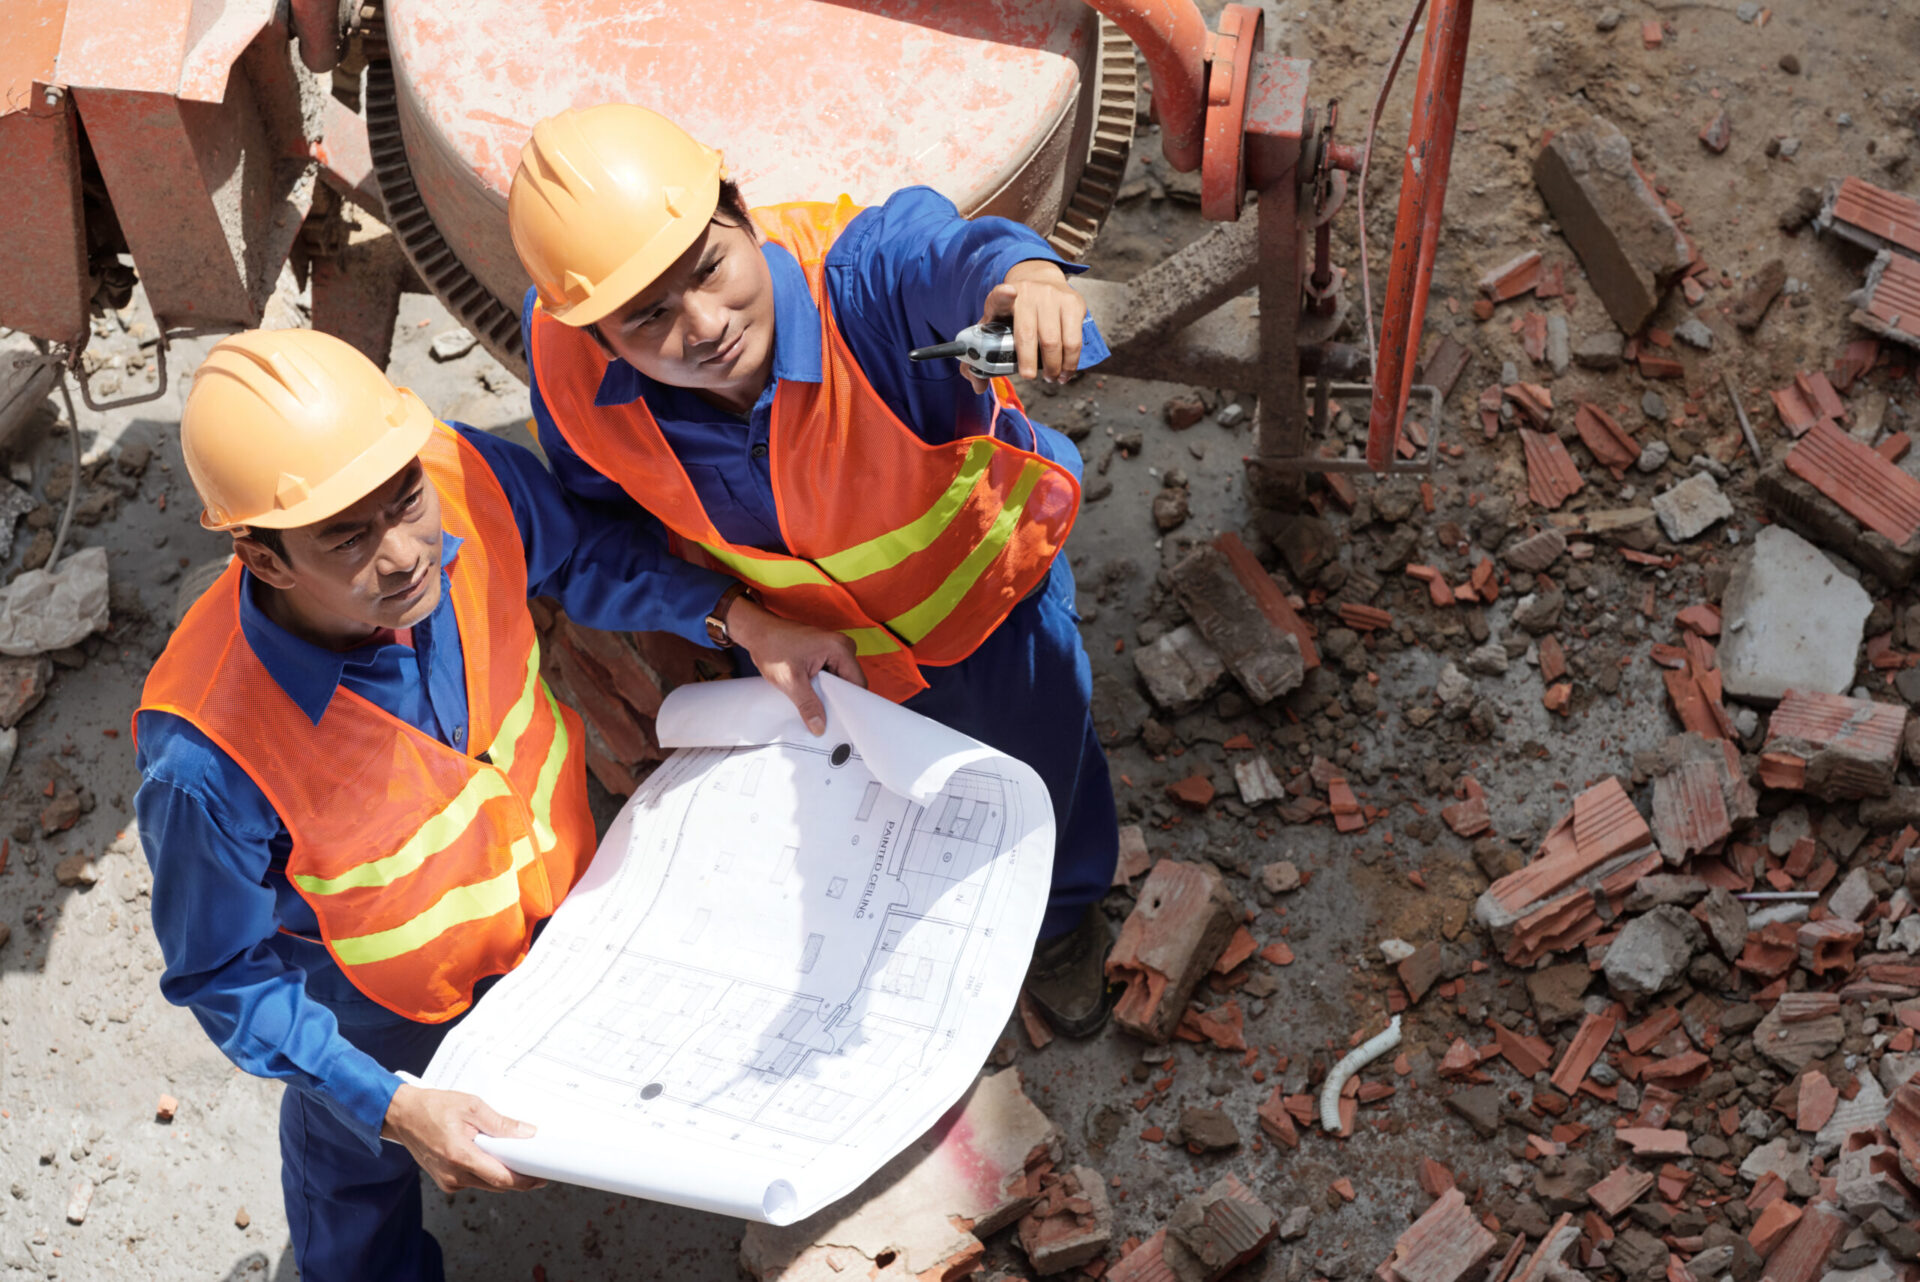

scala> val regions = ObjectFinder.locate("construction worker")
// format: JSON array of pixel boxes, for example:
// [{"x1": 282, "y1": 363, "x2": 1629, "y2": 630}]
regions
[
  {"x1": 507, "y1": 104, "x2": 1120, "y2": 1036},
  {"x1": 131, "y1": 328, "x2": 853, "y2": 1280}
]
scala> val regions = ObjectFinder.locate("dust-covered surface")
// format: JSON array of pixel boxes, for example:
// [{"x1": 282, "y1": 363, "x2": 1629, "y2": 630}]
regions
[{"x1": 3, "y1": 0, "x2": 1918, "y2": 1278}]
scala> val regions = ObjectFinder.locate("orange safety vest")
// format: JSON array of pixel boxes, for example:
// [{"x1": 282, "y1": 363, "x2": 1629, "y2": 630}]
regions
[
  {"x1": 527, "y1": 197, "x2": 1083, "y2": 703},
  {"x1": 135, "y1": 425, "x2": 595, "y2": 1023}
]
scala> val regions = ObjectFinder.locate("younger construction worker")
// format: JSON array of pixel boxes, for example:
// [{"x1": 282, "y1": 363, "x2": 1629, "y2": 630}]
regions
[
  {"x1": 132, "y1": 329, "x2": 852, "y2": 1280},
  {"x1": 508, "y1": 105, "x2": 1120, "y2": 1035}
]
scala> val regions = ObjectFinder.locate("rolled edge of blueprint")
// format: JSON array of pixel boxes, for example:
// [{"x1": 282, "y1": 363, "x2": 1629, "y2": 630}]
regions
[{"x1": 476, "y1": 1134, "x2": 803, "y2": 1225}]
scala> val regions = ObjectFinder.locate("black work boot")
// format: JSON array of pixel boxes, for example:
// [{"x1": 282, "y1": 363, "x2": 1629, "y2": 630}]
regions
[{"x1": 1022, "y1": 905, "x2": 1116, "y2": 1039}]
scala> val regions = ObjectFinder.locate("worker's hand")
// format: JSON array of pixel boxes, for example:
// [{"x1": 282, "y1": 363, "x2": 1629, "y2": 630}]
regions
[
  {"x1": 727, "y1": 598, "x2": 867, "y2": 735},
  {"x1": 972, "y1": 260, "x2": 1085, "y2": 391},
  {"x1": 381, "y1": 1083, "x2": 546, "y2": 1194}
]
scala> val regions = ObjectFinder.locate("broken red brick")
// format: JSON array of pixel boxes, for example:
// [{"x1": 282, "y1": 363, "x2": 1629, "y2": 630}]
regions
[
  {"x1": 1212, "y1": 532, "x2": 1319, "y2": 669},
  {"x1": 1641, "y1": 18, "x2": 1663, "y2": 46},
  {"x1": 1771, "y1": 384, "x2": 1821, "y2": 437},
  {"x1": 1212, "y1": 926, "x2": 1257, "y2": 975},
  {"x1": 1615, "y1": 1127, "x2": 1691, "y2": 1157},
  {"x1": 1017, "y1": 1165, "x2": 1114, "y2": 1276},
  {"x1": 1538, "y1": 635, "x2": 1569, "y2": 684},
  {"x1": 1521, "y1": 429, "x2": 1585, "y2": 509},
  {"x1": 1259, "y1": 940, "x2": 1295, "y2": 967},
  {"x1": 1108, "y1": 1175, "x2": 1276, "y2": 1282},
  {"x1": 1256, "y1": 1086, "x2": 1299, "y2": 1149},
  {"x1": 1796, "y1": 1071, "x2": 1838, "y2": 1134},
  {"x1": 1587, "y1": 1164, "x2": 1655, "y2": 1218},
  {"x1": 1638, "y1": 353, "x2": 1685, "y2": 381},
  {"x1": 1574, "y1": 403, "x2": 1639, "y2": 478},
  {"x1": 1797, "y1": 370, "x2": 1848, "y2": 425},
  {"x1": 1338, "y1": 602, "x2": 1393, "y2": 632},
  {"x1": 1747, "y1": 1198, "x2": 1802, "y2": 1258},
  {"x1": 1378, "y1": 1187, "x2": 1495, "y2": 1282},
  {"x1": 1113, "y1": 825, "x2": 1153, "y2": 886},
  {"x1": 1488, "y1": 1022, "x2": 1555, "y2": 1078},
  {"x1": 1797, "y1": 918, "x2": 1864, "y2": 975},
  {"x1": 1406, "y1": 564, "x2": 1458, "y2": 608},
  {"x1": 1177, "y1": 1001, "x2": 1247, "y2": 1052},
  {"x1": 155, "y1": 1095, "x2": 179, "y2": 1123},
  {"x1": 1417, "y1": 1159, "x2": 1456, "y2": 1198},
  {"x1": 1478, "y1": 251, "x2": 1544, "y2": 302},
  {"x1": 1167, "y1": 775, "x2": 1216, "y2": 810},
  {"x1": 1019, "y1": 993, "x2": 1056, "y2": 1050},
  {"x1": 1106, "y1": 861, "x2": 1239, "y2": 1043},
  {"x1": 1522, "y1": 312, "x2": 1549, "y2": 364},
  {"x1": 739, "y1": 1069, "x2": 1060, "y2": 1281},
  {"x1": 1549, "y1": 1011, "x2": 1617, "y2": 1095},
  {"x1": 1826, "y1": 175, "x2": 1920, "y2": 257},
  {"x1": 1789, "y1": 420, "x2": 1920, "y2": 554},
  {"x1": 1507, "y1": 383, "x2": 1555, "y2": 429},
  {"x1": 1328, "y1": 778, "x2": 1365, "y2": 834},
  {"x1": 1675, "y1": 604, "x2": 1721, "y2": 637},
  {"x1": 1760, "y1": 689, "x2": 1907, "y2": 800},
  {"x1": 1542, "y1": 683, "x2": 1573, "y2": 716}
]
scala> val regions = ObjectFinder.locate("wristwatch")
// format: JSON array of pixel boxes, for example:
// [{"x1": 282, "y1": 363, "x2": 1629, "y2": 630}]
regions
[{"x1": 705, "y1": 582, "x2": 753, "y2": 647}]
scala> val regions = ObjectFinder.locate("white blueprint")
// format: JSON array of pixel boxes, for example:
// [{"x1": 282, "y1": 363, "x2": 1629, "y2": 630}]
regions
[{"x1": 420, "y1": 673, "x2": 1055, "y2": 1225}]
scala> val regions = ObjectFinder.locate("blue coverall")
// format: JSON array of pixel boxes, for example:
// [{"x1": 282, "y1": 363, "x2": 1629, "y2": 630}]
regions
[
  {"x1": 526, "y1": 186, "x2": 1120, "y2": 941},
  {"x1": 133, "y1": 426, "x2": 724, "y2": 1282}
]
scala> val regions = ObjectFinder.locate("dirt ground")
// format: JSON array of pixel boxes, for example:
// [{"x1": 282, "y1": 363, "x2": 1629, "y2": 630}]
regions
[{"x1": 2, "y1": 0, "x2": 1917, "y2": 1278}]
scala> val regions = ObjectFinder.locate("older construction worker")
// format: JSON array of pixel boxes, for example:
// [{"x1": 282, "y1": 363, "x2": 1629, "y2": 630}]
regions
[
  {"x1": 508, "y1": 104, "x2": 1120, "y2": 1036},
  {"x1": 132, "y1": 328, "x2": 850, "y2": 1280}
]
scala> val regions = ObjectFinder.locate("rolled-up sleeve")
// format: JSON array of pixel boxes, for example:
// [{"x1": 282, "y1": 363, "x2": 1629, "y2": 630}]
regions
[
  {"x1": 135, "y1": 713, "x2": 400, "y2": 1153},
  {"x1": 827, "y1": 186, "x2": 1109, "y2": 372}
]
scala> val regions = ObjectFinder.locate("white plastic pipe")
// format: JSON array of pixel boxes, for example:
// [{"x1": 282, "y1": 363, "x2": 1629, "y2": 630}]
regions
[{"x1": 1319, "y1": 1014, "x2": 1403, "y2": 1132}]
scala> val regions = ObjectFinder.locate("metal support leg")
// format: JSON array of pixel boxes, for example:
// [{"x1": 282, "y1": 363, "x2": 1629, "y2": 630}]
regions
[{"x1": 1246, "y1": 176, "x2": 1304, "y2": 509}]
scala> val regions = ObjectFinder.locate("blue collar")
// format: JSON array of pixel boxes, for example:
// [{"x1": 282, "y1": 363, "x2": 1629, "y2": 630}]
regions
[
  {"x1": 592, "y1": 239, "x2": 823, "y2": 409},
  {"x1": 238, "y1": 531, "x2": 464, "y2": 725}
]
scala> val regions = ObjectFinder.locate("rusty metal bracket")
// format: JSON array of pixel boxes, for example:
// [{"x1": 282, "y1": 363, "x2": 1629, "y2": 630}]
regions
[
  {"x1": 1199, "y1": 4, "x2": 1262, "y2": 221},
  {"x1": 1263, "y1": 382, "x2": 1442, "y2": 474}
]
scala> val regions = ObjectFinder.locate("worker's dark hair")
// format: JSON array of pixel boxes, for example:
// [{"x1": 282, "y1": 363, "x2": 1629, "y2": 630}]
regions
[
  {"x1": 711, "y1": 179, "x2": 752, "y2": 231},
  {"x1": 242, "y1": 526, "x2": 289, "y2": 563}
]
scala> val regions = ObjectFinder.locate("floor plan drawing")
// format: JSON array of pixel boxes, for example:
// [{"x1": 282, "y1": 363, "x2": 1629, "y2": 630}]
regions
[{"x1": 422, "y1": 674, "x2": 1054, "y2": 1224}]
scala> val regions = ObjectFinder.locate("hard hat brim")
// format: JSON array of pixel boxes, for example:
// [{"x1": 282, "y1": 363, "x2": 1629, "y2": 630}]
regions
[
  {"x1": 199, "y1": 388, "x2": 439, "y2": 533},
  {"x1": 541, "y1": 178, "x2": 723, "y2": 329}
]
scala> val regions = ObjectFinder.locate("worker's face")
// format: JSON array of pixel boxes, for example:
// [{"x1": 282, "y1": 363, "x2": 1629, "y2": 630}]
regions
[
  {"x1": 234, "y1": 457, "x2": 444, "y2": 644},
  {"x1": 595, "y1": 216, "x2": 775, "y2": 407}
]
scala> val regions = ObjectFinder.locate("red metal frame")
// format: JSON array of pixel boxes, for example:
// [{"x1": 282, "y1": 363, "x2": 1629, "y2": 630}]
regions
[{"x1": 1364, "y1": 0, "x2": 1475, "y2": 470}]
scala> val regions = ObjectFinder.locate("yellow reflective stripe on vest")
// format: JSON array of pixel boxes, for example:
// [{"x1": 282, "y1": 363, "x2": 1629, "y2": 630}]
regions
[
  {"x1": 813, "y1": 439, "x2": 996, "y2": 582},
  {"x1": 290, "y1": 772, "x2": 512, "y2": 896},
  {"x1": 887, "y1": 460, "x2": 1046, "y2": 644},
  {"x1": 843, "y1": 627, "x2": 899, "y2": 656},
  {"x1": 485, "y1": 642, "x2": 542, "y2": 776},
  {"x1": 699, "y1": 542, "x2": 836, "y2": 591},
  {"x1": 329, "y1": 837, "x2": 536, "y2": 966},
  {"x1": 526, "y1": 677, "x2": 570, "y2": 853}
]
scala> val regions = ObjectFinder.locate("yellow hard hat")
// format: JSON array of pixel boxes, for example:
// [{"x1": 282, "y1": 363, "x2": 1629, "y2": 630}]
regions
[
  {"x1": 182, "y1": 329, "x2": 436, "y2": 532},
  {"x1": 508, "y1": 103, "x2": 724, "y2": 329}
]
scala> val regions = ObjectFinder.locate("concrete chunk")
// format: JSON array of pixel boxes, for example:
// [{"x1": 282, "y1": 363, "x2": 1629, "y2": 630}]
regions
[
  {"x1": 1134, "y1": 624, "x2": 1226, "y2": 714},
  {"x1": 739, "y1": 1070, "x2": 1061, "y2": 1282},
  {"x1": 1603, "y1": 905, "x2": 1704, "y2": 1002},
  {"x1": 1106, "y1": 861, "x2": 1239, "y2": 1042},
  {"x1": 1652, "y1": 472, "x2": 1735, "y2": 542},
  {"x1": 1533, "y1": 115, "x2": 1691, "y2": 333},
  {"x1": 1719, "y1": 526, "x2": 1872, "y2": 704},
  {"x1": 1169, "y1": 545, "x2": 1305, "y2": 704},
  {"x1": 1017, "y1": 1165, "x2": 1114, "y2": 1276}
]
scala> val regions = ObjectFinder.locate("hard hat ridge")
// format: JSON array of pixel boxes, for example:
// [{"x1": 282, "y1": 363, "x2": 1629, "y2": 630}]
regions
[
  {"x1": 181, "y1": 329, "x2": 436, "y2": 533},
  {"x1": 507, "y1": 103, "x2": 724, "y2": 328}
]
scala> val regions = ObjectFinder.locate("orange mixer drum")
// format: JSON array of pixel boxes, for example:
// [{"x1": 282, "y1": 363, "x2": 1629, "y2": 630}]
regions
[{"x1": 379, "y1": 0, "x2": 1135, "y2": 358}]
